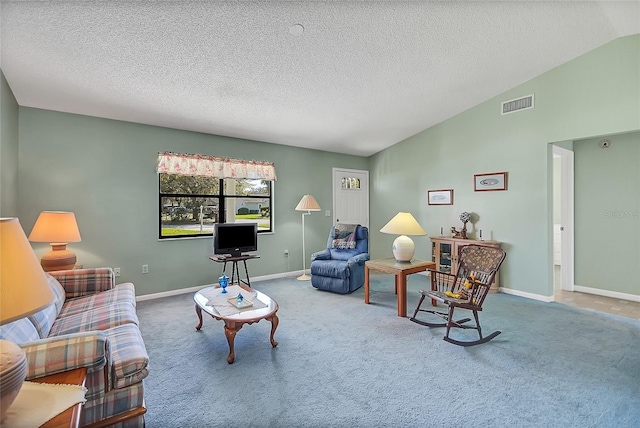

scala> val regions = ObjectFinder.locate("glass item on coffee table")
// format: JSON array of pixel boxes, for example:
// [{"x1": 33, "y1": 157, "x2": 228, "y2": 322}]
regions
[{"x1": 218, "y1": 274, "x2": 229, "y2": 293}]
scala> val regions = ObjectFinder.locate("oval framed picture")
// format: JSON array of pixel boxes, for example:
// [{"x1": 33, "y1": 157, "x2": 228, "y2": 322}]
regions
[
  {"x1": 474, "y1": 172, "x2": 508, "y2": 191},
  {"x1": 427, "y1": 189, "x2": 453, "y2": 205}
]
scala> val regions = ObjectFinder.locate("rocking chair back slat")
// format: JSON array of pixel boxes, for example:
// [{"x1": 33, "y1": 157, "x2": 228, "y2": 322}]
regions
[
  {"x1": 468, "y1": 280, "x2": 491, "y2": 307},
  {"x1": 432, "y1": 271, "x2": 462, "y2": 293}
]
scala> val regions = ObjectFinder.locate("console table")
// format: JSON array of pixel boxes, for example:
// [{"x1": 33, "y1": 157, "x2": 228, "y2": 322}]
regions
[
  {"x1": 364, "y1": 258, "x2": 436, "y2": 317},
  {"x1": 430, "y1": 236, "x2": 501, "y2": 291},
  {"x1": 209, "y1": 254, "x2": 260, "y2": 286}
]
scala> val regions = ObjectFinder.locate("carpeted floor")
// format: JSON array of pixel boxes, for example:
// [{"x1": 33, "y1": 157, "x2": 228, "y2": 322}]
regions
[{"x1": 136, "y1": 274, "x2": 640, "y2": 428}]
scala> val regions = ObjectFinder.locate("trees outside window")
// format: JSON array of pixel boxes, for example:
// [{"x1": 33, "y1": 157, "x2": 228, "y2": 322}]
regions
[{"x1": 159, "y1": 174, "x2": 273, "y2": 239}]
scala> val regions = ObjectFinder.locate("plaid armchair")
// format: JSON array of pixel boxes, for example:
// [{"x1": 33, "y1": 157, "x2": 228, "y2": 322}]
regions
[{"x1": 0, "y1": 268, "x2": 148, "y2": 427}]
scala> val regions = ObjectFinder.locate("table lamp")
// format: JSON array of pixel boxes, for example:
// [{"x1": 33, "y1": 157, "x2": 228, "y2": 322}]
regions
[
  {"x1": 295, "y1": 194, "x2": 321, "y2": 280},
  {"x1": 28, "y1": 211, "x2": 81, "y2": 272},
  {"x1": 380, "y1": 212, "x2": 426, "y2": 262},
  {"x1": 0, "y1": 218, "x2": 56, "y2": 420}
]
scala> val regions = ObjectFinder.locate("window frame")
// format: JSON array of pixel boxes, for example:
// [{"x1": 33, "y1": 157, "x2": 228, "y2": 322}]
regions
[{"x1": 158, "y1": 175, "x2": 273, "y2": 239}]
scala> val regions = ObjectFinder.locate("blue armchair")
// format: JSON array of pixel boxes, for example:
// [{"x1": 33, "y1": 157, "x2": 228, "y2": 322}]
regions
[{"x1": 310, "y1": 224, "x2": 369, "y2": 294}]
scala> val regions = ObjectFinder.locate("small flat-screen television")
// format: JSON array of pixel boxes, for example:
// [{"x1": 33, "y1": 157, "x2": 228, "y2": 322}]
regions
[{"x1": 213, "y1": 223, "x2": 258, "y2": 257}]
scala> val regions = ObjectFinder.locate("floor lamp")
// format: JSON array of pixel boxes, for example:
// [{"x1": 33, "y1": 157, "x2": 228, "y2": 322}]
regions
[{"x1": 295, "y1": 194, "x2": 321, "y2": 280}]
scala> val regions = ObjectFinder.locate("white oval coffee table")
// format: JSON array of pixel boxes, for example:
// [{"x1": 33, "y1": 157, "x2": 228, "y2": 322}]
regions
[{"x1": 194, "y1": 286, "x2": 279, "y2": 364}]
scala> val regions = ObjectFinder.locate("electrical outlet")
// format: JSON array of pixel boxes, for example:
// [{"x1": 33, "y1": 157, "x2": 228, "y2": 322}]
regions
[
  {"x1": 284, "y1": 249, "x2": 289, "y2": 256},
  {"x1": 114, "y1": 267, "x2": 121, "y2": 277},
  {"x1": 325, "y1": 210, "x2": 331, "y2": 217},
  {"x1": 142, "y1": 264, "x2": 149, "y2": 274}
]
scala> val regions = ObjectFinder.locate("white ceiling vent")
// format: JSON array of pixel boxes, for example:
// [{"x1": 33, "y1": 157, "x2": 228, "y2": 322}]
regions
[{"x1": 501, "y1": 94, "x2": 534, "y2": 115}]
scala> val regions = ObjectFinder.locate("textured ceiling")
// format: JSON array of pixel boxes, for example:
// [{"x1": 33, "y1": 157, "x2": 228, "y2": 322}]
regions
[{"x1": 1, "y1": 1, "x2": 639, "y2": 156}]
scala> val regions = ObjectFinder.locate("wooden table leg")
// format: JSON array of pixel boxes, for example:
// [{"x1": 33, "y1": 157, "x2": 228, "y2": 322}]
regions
[
  {"x1": 364, "y1": 265, "x2": 370, "y2": 304},
  {"x1": 224, "y1": 322, "x2": 243, "y2": 364},
  {"x1": 195, "y1": 304, "x2": 204, "y2": 330},
  {"x1": 268, "y1": 314, "x2": 279, "y2": 348},
  {"x1": 431, "y1": 277, "x2": 437, "y2": 306},
  {"x1": 398, "y1": 273, "x2": 407, "y2": 317}
]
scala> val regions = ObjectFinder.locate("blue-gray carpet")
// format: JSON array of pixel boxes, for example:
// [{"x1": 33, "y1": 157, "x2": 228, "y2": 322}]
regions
[{"x1": 136, "y1": 274, "x2": 640, "y2": 427}]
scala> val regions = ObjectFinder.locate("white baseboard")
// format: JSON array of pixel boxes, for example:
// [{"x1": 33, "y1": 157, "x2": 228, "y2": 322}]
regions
[
  {"x1": 135, "y1": 270, "x2": 301, "y2": 302},
  {"x1": 497, "y1": 285, "x2": 640, "y2": 304},
  {"x1": 498, "y1": 287, "x2": 554, "y2": 303},
  {"x1": 573, "y1": 284, "x2": 640, "y2": 303},
  {"x1": 137, "y1": 274, "x2": 640, "y2": 305}
]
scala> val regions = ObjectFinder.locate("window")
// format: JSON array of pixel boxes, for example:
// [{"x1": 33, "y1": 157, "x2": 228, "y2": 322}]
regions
[
  {"x1": 159, "y1": 174, "x2": 273, "y2": 239},
  {"x1": 156, "y1": 151, "x2": 276, "y2": 239}
]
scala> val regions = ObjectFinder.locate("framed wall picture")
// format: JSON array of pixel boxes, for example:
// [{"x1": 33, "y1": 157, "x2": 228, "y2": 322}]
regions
[
  {"x1": 427, "y1": 189, "x2": 453, "y2": 205},
  {"x1": 474, "y1": 172, "x2": 508, "y2": 191}
]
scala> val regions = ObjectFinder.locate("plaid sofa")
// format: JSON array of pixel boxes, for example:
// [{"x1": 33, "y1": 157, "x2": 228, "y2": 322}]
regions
[{"x1": 0, "y1": 268, "x2": 148, "y2": 427}]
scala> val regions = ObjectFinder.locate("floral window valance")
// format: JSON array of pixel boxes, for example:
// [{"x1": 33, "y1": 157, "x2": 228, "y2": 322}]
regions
[{"x1": 156, "y1": 152, "x2": 277, "y2": 181}]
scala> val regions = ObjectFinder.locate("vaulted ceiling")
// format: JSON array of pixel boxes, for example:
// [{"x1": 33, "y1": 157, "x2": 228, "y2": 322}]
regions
[{"x1": 2, "y1": 1, "x2": 638, "y2": 156}]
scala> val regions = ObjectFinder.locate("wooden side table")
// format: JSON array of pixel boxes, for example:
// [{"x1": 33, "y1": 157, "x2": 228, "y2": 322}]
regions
[
  {"x1": 32, "y1": 367, "x2": 87, "y2": 428},
  {"x1": 365, "y1": 258, "x2": 436, "y2": 317}
]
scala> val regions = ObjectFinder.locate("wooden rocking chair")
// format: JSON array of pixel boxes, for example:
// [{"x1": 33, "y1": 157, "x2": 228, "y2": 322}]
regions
[{"x1": 410, "y1": 244, "x2": 506, "y2": 346}]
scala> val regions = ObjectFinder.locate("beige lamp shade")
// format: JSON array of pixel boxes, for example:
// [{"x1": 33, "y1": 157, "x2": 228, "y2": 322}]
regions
[
  {"x1": 380, "y1": 212, "x2": 427, "y2": 262},
  {"x1": 1, "y1": 218, "x2": 56, "y2": 420},
  {"x1": 1, "y1": 217, "x2": 56, "y2": 324},
  {"x1": 294, "y1": 194, "x2": 320, "y2": 281},
  {"x1": 380, "y1": 212, "x2": 427, "y2": 236},
  {"x1": 295, "y1": 194, "x2": 321, "y2": 212},
  {"x1": 28, "y1": 211, "x2": 82, "y2": 272},
  {"x1": 28, "y1": 211, "x2": 81, "y2": 243}
]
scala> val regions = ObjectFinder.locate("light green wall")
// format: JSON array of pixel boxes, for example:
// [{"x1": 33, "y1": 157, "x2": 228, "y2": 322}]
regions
[
  {"x1": 369, "y1": 35, "x2": 640, "y2": 299},
  {"x1": 17, "y1": 108, "x2": 367, "y2": 295},
  {"x1": 13, "y1": 35, "x2": 640, "y2": 299},
  {"x1": 0, "y1": 69, "x2": 20, "y2": 217},
  {"x1": 574, "y1": 132, "x2": 639, "y2": 295}
]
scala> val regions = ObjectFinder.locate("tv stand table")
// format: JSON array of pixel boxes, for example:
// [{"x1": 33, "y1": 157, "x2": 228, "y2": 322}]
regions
[{"x1": 209, "y1": 254, "x2": 260, "y2": 286}]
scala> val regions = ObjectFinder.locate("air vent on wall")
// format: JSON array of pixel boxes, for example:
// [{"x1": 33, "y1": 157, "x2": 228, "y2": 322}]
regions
[{"x1": 501, "y1": 94, "x2": 534, "y2": 115}]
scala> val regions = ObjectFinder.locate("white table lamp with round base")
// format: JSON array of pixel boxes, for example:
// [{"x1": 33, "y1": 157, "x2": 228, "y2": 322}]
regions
[
  {"x1": 295, "y1": 195, "x2": 321, "y2": 280},
  {"x1": 380, "y1": 212, "x2": 427, "y2": 262}
]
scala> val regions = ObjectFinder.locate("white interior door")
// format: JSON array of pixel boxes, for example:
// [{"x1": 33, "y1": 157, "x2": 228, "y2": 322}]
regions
[
  {"x1": 332, "y1": 168, "x2": 369, "y2": 228},
  {"x1": 553, "y1": 224, "x2": 562, "y2": 265},
  {"x1": 553, "y1": 145, "x2": 575, "y2": 292}
]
